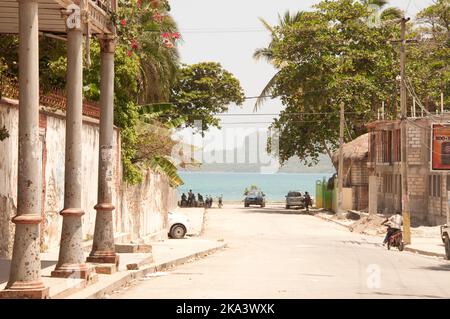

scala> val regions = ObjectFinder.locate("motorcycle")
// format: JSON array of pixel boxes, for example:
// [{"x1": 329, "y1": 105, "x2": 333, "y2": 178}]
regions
[
  {"x1": 180, "y1": 199, "x2": 188, "y2": 207},
  {"x1": 385, "y1": 225, "x2": 404, "y2": 251}
]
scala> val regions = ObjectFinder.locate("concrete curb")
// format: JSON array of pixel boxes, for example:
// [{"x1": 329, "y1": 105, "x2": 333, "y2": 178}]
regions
[
  {"x1": 403, "y1": 247, "x2": 446, "y2": 258},
  {"x1": 66, "y1": 242, "x2": 227, "y2": 299},
  {"x1": 312, "y1": 213, "x2": 447, "y2": 259}
]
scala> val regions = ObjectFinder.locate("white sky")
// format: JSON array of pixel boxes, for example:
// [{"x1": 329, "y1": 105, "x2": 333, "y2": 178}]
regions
[{"x1": 170, "y1": 0, "x2": 433, "y2": 151}]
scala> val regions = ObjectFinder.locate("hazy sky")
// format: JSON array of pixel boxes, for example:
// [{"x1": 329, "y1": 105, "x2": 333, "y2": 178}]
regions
[{"x1": 170, "y1": 0, "x2": 433, "y2": 151}]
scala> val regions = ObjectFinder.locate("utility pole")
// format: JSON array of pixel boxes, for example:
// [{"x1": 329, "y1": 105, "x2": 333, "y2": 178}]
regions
[
  {"x1": 338, "y1": 101, "x2": 345, "y2": 216},
  {"x1": 400, "y1": 17, "x2": 412, "y2": 245}
]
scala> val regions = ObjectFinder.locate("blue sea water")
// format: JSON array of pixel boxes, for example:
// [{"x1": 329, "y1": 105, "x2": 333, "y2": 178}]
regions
[{"x1": 177, "y1": 172, "x2": 333, "y2": 202}]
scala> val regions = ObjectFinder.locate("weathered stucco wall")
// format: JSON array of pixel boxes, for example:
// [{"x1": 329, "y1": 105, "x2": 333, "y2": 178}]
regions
[
  {"x1": 40, "y1": 114, "x2": 121, "y2": 250},
  {"x1": 119, "y1": 171, "x2": 177, "y2": 241},
  {"x1": 0, "y1": 104, "x2": 18, "y2": 258},
  {"x1": 0, "y1": 99, "x2": 177, "y2": 257}
]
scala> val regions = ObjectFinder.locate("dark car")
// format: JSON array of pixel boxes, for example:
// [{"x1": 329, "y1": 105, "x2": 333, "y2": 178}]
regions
[{"x1": 244, "y1": 190, "x2": 266, "y2": 208}]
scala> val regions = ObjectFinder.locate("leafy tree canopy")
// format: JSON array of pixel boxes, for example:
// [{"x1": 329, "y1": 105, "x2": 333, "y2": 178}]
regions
[
  {"x1": 264, "y1": 0, "x2": 400, "y2": 165},
  {"x1": 169, "y1": 62, "x2": 245, "y2": 132}
]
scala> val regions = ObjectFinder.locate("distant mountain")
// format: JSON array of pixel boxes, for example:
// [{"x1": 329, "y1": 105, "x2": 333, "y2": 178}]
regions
[
  {"x1": 182, "y1": 132, "x2": 335, "y2": 174},
  {"x1": 190, "y1": 154, "x2": 334, "y2": 173}
]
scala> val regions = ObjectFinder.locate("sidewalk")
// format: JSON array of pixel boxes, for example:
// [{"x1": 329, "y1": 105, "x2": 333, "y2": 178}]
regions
[
  {"x1": 313, "y1": 210, "x2": 447, "y2": 259},
  {"x1": 0, "y1": 237, "x2": 226, "y2": 299}
]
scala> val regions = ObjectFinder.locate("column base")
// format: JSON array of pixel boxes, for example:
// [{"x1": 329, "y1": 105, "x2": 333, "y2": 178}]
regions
[
  {"x1": 86, "y1": 253, "x2": 119, "y2": 266},
  {"x1": 0, "y1": 281, "x2": 49, "y2": 299},
  {"x1": 51, "y1": 264, "x2": 96, "y2": 283},
  {"x1": 90, "y1": 263, "x2": 118, "y2": 275}
]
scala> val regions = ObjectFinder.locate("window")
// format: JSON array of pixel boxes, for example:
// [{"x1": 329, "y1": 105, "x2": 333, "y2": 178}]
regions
[
  {"x1": 369, "y1": 132, "x2": 376, "y2": 163},
  {"x1": 381, "y1": 130, "x2": 394, "y2": 163},
  {"x1": 393, "y1": 129, "x2": 401, "y2": 162},
  {"x1": 429, "y1": 175, "x2": 442, "y2": 198},
  {"x1": 393, "y1": 174, "x2": 401, "y2": 195},
  {"x1": 387, "y1": 130, "x2": 392, "y2": 163},
  {"x1": 383, "y1": 174, "x2": 393, "y2": 193}
]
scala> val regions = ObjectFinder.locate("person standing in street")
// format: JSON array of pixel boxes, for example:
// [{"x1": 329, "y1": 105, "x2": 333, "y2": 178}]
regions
[{"x1": 304, "y1": 192, "x2": 312, "y2": 212}]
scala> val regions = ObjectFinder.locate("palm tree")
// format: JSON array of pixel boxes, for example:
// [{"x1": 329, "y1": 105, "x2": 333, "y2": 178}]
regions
[
  {"x1": 253, "y1": 11, "x2": 303, "y2": 111},
  {"x1": 253, "y1": 3, "x2": 402, "y2": 111},
  {"x1": 360, "y1": 0, "x2": 388, "y2": 7},
  {"x1": 361, "y1": 0, "x2": 403, "y2": 20},
  {"x1": 136, "y1": 13, "x2": 180, "y2": 104}
]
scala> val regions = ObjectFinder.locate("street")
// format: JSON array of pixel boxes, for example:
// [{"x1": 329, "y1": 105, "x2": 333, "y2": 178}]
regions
[{"x1": 114, "y1": 205, "x2": 450, "y2": 299}]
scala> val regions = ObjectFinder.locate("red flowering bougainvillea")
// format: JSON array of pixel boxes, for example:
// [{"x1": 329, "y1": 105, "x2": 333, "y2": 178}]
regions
[{"x1": 111, "y1": 0, "x2": 180, "y2": 55}]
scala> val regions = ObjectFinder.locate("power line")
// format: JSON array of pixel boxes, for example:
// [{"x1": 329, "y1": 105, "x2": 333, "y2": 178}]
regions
[{"x1": 214, "y1": 111, "x2": 372, "y2": 116}]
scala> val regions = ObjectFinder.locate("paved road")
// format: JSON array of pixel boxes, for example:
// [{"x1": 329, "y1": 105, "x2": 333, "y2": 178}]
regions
[{"x1": 115, "y1": 205, "x2": 450, "y2": 299}]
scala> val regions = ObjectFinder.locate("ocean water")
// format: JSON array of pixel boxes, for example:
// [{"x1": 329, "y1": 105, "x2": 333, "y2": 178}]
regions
[{"x1": 177, "y1": 172, "x2": 333, "y2": 202}]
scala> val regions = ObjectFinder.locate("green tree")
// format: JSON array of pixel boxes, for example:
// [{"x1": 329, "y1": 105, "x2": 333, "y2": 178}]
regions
[
  {"x1": 407, "y1": 0, "x2": 449, "y2": 112},
  {"x1": 169, "y1": 62, "x2": 245, "y2": 132},
  {"x1": 253, "y1": 11, "x2": 304, "y2": 110},
  {"x1": 262, "y1": 0, "x2": 401, "y2": 165}
]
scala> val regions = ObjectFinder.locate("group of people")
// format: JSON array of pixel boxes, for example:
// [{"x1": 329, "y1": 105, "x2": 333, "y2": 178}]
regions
[{"x1": 180, "y1": 190, "x2": 223, "y2": 208}]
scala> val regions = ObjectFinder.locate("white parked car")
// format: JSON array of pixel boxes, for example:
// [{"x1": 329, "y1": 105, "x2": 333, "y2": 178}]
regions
[{"x1": 168, "y1": 212, "x2": 190, "y2": 239}]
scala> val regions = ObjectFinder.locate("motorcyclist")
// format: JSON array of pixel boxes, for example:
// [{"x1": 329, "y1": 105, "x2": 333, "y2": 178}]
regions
[
  {"x1": 181, "y1": 193, "x2": 187, "y2": 206},
  {"x1": 197, "y1": 193, "x2": 204, "y2": 206},
  {"x1": 188, "y1": 190, "x2": 195, "y2": 207},
  {"x1": 381, "y1": 212, "x2": 403, "y2": 246}
]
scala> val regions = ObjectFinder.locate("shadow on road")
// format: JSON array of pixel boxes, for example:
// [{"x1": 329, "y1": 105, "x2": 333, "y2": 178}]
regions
[
  {"x1": 418, "y1": 263, "x2": 450, "y2": 272},
  {"x1": 240, "y1": 206, "x2": 314, "y2": 216},
  {"x1": 357, "y1": 291, "x2": 446, "y2": 299}
]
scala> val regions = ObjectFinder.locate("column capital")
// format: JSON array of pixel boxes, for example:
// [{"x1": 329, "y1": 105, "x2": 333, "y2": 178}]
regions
[{"x1": 98, "y1": 36, "x2": 117, "y2": 54}]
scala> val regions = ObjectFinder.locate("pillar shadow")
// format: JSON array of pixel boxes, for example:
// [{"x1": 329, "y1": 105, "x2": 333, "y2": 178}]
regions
[
  {"x1": 241, "y1": 206, "x2": 314, "y2": 216},
  {"x1": 0, "y1": 258, "x2": 57, "y2": 284}
]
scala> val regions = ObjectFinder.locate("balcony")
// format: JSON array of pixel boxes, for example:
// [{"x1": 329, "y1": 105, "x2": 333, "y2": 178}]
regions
[{"x1": 0, "y1": 0, "x2": 115, "y2": 35}]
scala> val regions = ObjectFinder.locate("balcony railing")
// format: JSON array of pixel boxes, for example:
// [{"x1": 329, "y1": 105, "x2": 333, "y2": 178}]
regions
[
  {"x1": 91, "y1": 0, "x2": 117, "y2": 13},
  {"x1": 86, "y1": 0, "x2": 116, "y2": 34}
]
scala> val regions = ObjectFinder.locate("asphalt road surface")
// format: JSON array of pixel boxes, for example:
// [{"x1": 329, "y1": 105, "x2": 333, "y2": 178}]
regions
[{"x1": 114, "y1": 204, "x2": 450, "y2": 299}]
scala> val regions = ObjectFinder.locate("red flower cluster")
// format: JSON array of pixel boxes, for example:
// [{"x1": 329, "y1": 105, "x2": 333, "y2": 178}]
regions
[
  {"x1": 153, "y1": 12, "x2": 164, "y2": 23},
  {"x1": 116, "y1": 0, "x2": 179, "y2": 54},
  {"x1": 161, "y1": 32, "x2": 180, "y2": 40},
  {"x1": 161, "y1": 32, "x2": 180, "y2": 48}
]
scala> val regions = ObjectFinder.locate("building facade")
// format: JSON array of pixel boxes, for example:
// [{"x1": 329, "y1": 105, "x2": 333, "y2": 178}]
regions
[
  {"x1": 332, "y1": 133, "x2": 369, "y2": 212},
  {"x1": 367, "y1": 116, "x2": 449, "y2": 226}
]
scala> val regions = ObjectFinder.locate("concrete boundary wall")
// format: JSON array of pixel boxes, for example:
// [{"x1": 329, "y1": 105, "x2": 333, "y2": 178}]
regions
[{"x1": 0, "y1": 99, "x2": 177, "y2": 257}]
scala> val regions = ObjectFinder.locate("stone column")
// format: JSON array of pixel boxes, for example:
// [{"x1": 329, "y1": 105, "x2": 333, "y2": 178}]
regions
[
  {"x1": 51, "y1": 24, "x2": 92, "y2": 280},
  {"x1": 0, "y1": 0, "x2": 49, "y2": 299},
  {"x1": 87, "y1": 36, "x2": 119, "y2": 267}
]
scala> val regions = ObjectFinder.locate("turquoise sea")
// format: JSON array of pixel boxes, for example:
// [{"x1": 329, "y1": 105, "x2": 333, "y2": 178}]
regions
[{"x1": 178, "y1": 172, "x2": 333, "y2": 202}]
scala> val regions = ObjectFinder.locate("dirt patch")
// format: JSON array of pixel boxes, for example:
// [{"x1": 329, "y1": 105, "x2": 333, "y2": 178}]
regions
[
  {"x1": 411, "y1": 226, "x2": 441, "y2": 238},
  {"x1": 349, "y1": 214, "x2": 386, "y2": 236}
]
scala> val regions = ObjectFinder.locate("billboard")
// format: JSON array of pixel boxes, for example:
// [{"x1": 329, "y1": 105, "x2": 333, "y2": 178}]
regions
[{"x1": 431, "y1": 123, "x2": 450, "y2": 171}]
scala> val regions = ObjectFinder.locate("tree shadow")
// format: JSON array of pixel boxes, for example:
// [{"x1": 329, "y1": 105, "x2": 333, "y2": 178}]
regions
[
  {"x1": 417, "y1": 263, "x2": 450, "y2": 272},
  {"x1": 242, "y1": 206, "x2": 313, "y2": 216},
  {"x1": 358, "y1": 291, "x2": 447, "y2": 299}
]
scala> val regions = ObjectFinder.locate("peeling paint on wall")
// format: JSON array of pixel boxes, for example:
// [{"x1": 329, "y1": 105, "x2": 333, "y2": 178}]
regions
[{"x1": 0, "y1": 100, "x2": 176, "y2": 256}]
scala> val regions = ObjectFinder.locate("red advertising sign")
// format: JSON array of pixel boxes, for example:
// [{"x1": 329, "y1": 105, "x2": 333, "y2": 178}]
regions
[{"x1": 431, "y1": 124, "x2": 450, "y2": 171}]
